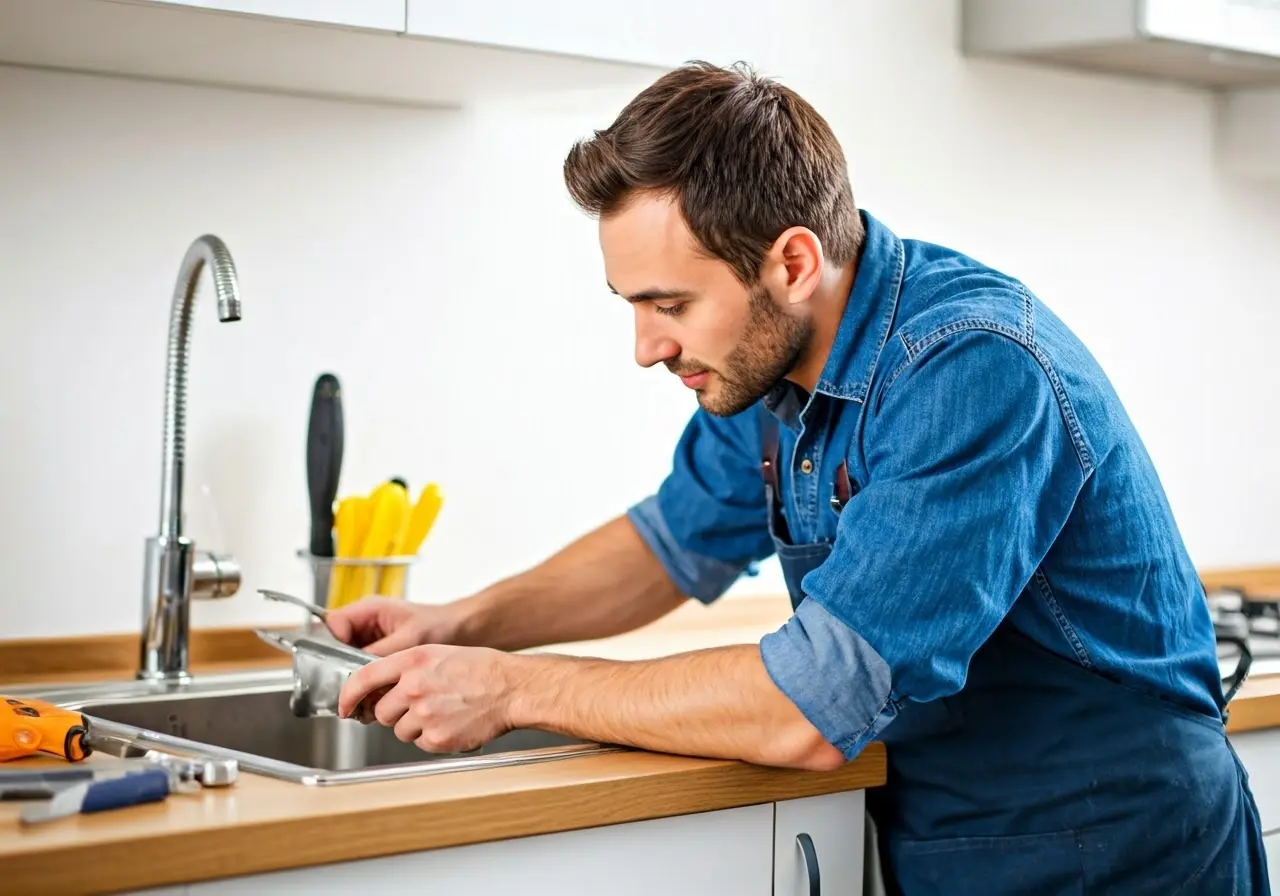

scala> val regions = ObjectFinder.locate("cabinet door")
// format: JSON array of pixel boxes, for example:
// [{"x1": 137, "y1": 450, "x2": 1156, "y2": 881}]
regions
[
  {"x1": 188, "y1": 803, "x2": 774, "y2": 895},
  {"x1": 775, "y1": 790, "x2": 866, "y2": 896},
  {"x1": 1230, "y1": 728, "x2": 1280, "y2": 831},
  {"x1": 1267, "y1": 833, "x2": 1280, "y2": 889},
  {"x1": 405, "y1": 0, "x2": 781, "y2": 71},
  {"x1": 134, "y1": 1, "x2": 406, "y2": 32},
  {"x1": 1141, "y1": 0, "x2": 1280, "y2": 60}
]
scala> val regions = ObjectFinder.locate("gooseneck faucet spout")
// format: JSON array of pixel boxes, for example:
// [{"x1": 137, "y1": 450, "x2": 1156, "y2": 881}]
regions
[
  {"x1": 159, "y1": 236, "x2": 242, "y2": 540},
  {"x1": 139, "y1": 235, "x2": 244, "y2": 681}
]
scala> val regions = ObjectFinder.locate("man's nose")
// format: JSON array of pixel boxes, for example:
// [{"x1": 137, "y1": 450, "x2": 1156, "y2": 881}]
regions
[{"x1": 634, "y1": 314, "x2": 680, "y2": 369}]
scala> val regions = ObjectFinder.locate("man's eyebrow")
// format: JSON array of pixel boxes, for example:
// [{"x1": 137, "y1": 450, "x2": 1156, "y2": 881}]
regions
[{"x1": 606, "y1": 282, "x2": 695, "y2": 303}]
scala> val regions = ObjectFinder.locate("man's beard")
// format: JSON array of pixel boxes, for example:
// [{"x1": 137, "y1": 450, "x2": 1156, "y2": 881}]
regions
[{"x1": 669, "y1": 283, "x2": 813, "y2": 418}]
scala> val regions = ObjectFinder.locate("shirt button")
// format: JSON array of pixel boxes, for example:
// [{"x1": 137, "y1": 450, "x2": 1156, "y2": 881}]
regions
[{"x1": 800, "y1": 459, "x2": 814, "y2": 474}]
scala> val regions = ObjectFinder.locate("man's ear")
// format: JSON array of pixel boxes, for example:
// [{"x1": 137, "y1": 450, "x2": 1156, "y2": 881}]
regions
[{"x1": 765, "y1": 227, "x2": 824, "y2": 307}]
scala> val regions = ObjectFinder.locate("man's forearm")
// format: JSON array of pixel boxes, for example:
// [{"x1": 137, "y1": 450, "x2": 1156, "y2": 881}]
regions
[
  {"x1": 502, "y1": 644, "x2": 847, "y2": 771},
  {"x1": 452, "y1": 515, "x2": 687, "y2": 652}
]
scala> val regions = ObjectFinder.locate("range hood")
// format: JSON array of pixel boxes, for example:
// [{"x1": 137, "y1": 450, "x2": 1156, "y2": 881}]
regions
[{"x1": 961, "y1": 0, "x2": 1280, "y2": 88}]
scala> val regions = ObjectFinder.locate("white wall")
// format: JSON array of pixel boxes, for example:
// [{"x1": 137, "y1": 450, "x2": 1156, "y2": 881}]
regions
[{"x1": 3, "y1": 1, "x2": 1278, "y2": 639}]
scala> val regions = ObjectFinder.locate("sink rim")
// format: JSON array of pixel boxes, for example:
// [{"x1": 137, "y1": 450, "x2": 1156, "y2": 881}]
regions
[{"x1": 9, "y1": 669, "x2": 628, "y2": 786}]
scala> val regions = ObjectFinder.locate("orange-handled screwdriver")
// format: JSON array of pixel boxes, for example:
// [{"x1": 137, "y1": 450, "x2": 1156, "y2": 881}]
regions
[{"x1": 0, "y1": 696, "x2": 92, "y2": 762}]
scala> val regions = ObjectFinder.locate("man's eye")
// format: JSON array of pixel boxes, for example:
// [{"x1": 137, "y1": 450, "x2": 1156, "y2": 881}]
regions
[{"x1": 654, "y1": 303, "x2": 685, "y2": 317}]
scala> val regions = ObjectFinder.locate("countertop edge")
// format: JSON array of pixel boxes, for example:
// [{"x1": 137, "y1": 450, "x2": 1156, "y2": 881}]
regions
[{"x1": 5, "y1": 744, "x2": 887, "y2": 894}]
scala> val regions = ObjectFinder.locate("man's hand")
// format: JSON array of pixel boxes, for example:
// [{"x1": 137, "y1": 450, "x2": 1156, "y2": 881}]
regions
[
  {"x1": 337, "y1": 644, "x2": 516, "y2": 753},
  {"x1": 325, "y1": 597, "x2": 469, "y2": 656}
]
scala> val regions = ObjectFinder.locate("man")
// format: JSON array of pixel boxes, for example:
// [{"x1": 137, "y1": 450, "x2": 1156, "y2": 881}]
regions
[{"x1": 331, "y1": 62, "x2": 1268, "y2": 894}]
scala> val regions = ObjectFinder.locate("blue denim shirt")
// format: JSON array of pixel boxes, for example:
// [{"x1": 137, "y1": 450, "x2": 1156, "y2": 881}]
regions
[{"x1": 627, "y1": 210, "x2": 1226, "y2": 761}]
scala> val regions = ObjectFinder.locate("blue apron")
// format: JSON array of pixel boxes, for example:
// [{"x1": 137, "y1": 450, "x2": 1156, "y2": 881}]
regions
[{"x1": 759, "y1": 413, "x2": 1270, "y2": 895}]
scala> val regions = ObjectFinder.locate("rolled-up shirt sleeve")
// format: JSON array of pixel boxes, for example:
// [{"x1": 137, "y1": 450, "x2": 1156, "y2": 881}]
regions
[
  {"x1": 627, "y1": 407, "x2": 777, "y2": 603},
  {"x1": 760, "y1": 328, "x2": 1089, "y2": 759}
]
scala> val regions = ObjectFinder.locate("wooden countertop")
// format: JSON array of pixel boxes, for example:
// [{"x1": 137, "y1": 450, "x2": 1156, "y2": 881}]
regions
[
  {"x1": 4, "y1": 572, "x2": 1280, "y2": 894},
  {"x1": 1200, "y1": 564, "x2": 1280, "y2": 601}
]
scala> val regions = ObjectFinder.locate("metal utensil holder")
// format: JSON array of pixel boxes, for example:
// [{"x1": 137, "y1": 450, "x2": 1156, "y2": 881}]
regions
[{"x1": 297, "y1": 549, "x2": 421, "y2": 610}]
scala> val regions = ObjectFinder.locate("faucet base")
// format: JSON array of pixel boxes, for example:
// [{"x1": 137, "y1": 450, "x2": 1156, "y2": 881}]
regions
[
  {"x1": 139, "y1": 535, "x2": 196, "y2": 681},
  {"x1": 137, "y1": 536, "x2": 243, "y2": 680}
]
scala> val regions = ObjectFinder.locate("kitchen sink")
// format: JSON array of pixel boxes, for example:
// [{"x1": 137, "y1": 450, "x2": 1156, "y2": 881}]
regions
[{"x1": 12, "y1": 669, "x2": 626, "y2": 785}]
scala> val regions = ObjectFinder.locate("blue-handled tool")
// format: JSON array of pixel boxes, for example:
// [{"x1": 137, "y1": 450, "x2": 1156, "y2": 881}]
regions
[
  {"x1": 0, "y1": 767, "x2": 125, "y2": 801},
  {"x1": 18, "y1": 767, "x2": 173, "y2": 824}
]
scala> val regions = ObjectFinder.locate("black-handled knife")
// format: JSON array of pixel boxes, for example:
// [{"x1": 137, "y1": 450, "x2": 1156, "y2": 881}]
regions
[{"x1": 306, "y1": 373, "x2": 344, "y2": 557}]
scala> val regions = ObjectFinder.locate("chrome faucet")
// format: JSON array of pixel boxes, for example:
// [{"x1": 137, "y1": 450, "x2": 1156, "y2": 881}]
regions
[{"x1": 138, "y1": 235, "x2": 244, "y2": 681}]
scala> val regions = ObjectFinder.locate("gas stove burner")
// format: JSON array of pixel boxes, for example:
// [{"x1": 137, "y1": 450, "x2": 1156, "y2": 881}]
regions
[{"x1": 1207, "y1": 587, "x2": 1280, "y2": 640}]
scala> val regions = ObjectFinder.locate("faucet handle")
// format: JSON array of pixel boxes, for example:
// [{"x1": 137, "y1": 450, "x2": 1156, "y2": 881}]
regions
[{"x1": 191, "y1": 551, "x2": 240, "y2": 600}]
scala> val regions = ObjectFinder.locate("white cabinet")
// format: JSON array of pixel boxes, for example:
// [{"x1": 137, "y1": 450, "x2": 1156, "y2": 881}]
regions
[
  {"x1": 1267, "y1": 833, "x2": 1280, "y2": 888},
  {"x1": 960, "y1": 0, "x2": 1280, "y2": 89},
  {"x1": 123, "y1": 792, "x2": 870, "y2": 895},
  {"x1": 0, "y1": 0, "x2": 668, "y2": 108},
  {"x1": 181, "y1": 803, "x2": 776, "y2": 895},
  {"x1": 405, "y1": 0, "x2": 783, "y2": 72},
  {"x1": 131, "y1": 0, "x2": 405, "y2": 32},
  {"x1": 1230, "y1": 728, "x2": 1280, "y2": 830},
  {"x1": 775, "y1": 790, "x2": 867, "y2": 896},
  {"x1": 1228, "y1": 726, "x2": 1280, "y2": 886}
]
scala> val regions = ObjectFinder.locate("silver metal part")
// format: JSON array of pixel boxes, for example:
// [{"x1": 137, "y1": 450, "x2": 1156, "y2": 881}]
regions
[
  {"x1": 255, "y1": 624, "x2": 376, "y2": 719},
  {"x1": 143, "y1": 749, "x2": 238, "y2": 788},
  {"x1": 259, "y1": 588, "x2": 330, "y2": 623},
  {"x1": 139, "y1": 235, "x2": 244, "y2": 682}
]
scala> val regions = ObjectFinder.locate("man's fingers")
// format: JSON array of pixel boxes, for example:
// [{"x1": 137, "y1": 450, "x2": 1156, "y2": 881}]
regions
[
  {"x1": 393, "y1": 713, "x2": 425, "y2": 747},
  {"x1": 325, "y1": 611, "x2": 354, "y2": 644},
  {"x1": 353, "y1": 685, "x2": 391, "y2": 724},
  {"x1": 373, "y1": 685, "x2": 411, "y2": 729},
  {"x1": 325, "y1": 600, "x2": 383, "y2": 645},
  {"x1": 338, "y1": 651, "x2": 412, "y2": 719},
  {"x1": 365, "y1": 626, "x2": 421, "y2": 657}
]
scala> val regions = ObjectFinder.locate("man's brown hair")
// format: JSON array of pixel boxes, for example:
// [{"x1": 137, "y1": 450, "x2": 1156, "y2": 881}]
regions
[{"x1": 563, "y1": 61, "x2": 863, "y2": 286}]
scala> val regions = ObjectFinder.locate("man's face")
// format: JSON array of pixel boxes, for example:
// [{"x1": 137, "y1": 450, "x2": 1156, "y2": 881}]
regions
[{"x1": 600, "y1": 192, "x2": 813, "y2": 417}]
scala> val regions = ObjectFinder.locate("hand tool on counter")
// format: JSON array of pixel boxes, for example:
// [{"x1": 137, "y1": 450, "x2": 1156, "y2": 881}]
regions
[
  {"x1": 141, "y1": 749, "x2": 238, "y2": 788},
  {"x1": 19, "y1": 766, "x2": 179, "y2": 825},
  {"x1": 2, "y1": 695, "x2": 238, "y2": 778},
  {"x1": 1, "y1": 696, "x2": 93, "y2": 763},
  {"x1": 1, "y1": 767, "x2": 126, "y2": 801},
  {"x1": 0, "y1": 749, "x2": 235, "y2": 799}
]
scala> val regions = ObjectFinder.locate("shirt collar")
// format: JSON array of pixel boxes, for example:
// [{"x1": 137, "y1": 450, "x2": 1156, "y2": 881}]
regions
[
  {"x1": 814, "y1": 210, "x2": 905, "y2": 402},
  {"x1": 764, "y1": 210, "x2": 905, "y2": 422}
]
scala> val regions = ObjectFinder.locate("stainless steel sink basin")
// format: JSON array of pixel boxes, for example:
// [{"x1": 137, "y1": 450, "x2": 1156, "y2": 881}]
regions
[{"x1": 10, "y1": 669, "x2": 626, "y2": 785}]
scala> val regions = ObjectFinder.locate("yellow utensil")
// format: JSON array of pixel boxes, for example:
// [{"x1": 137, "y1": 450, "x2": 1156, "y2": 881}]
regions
[
  {"x1": 378, "y1": 483, "x2": 443, "y2": 597},
  {"x1": 327, "y1": 495, "x2": 368, "y2": 607},
  {"x1": 345, "y1": 480, "x2": 410, "y2": 603}
]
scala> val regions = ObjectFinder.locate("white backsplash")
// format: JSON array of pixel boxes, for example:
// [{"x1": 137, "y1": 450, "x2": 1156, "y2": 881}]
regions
[{"x1": 2, "y1": 0, "x2": 1279, "y2": 639}]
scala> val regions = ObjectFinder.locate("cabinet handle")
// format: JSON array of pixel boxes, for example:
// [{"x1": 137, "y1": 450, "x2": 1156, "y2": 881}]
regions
[{"x1": 796, "y1": 832, "x2": 820, "y2": 895}]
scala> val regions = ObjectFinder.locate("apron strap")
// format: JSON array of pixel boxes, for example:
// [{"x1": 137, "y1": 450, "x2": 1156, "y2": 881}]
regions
[{"x1": 759, "y1": 406, "x2": 781, "y2": 490}]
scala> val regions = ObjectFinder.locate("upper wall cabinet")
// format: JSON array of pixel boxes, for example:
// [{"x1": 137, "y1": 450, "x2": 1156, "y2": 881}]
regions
[
  {"x1": 960, "y1": 0, "x2": 1280, "y2": 89},
  {"x1": 404, "y1": 0, "x2": 783, "y2": 73},
  {"x1": 0, "y1": 0, "x2": 676, "y2": 107},
  {"x1": 138, "y1": 0, "x2": 407, "y2": 32}
]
